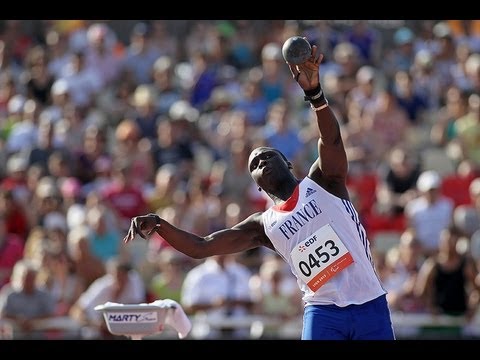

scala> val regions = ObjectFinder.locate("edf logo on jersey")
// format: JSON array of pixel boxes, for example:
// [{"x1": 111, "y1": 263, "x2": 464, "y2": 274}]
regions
[{"x1": 298, "y1": 234, "x2": 318, "y2": 252}]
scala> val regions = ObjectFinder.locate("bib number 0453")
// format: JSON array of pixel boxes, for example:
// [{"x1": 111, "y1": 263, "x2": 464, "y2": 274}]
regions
[{"x1": 290, "y1": 224, "x2": 354, "y2": 291}]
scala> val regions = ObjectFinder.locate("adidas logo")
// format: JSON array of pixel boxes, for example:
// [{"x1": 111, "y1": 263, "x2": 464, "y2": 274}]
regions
[{"x1": 306, "y1": 187, "x2": 316, "y2": 197}]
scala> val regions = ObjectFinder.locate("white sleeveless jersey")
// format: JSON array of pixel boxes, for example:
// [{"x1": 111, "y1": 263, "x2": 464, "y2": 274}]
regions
[{"x1": 262, "y1": 177, "x2": 386, "y2": 307}]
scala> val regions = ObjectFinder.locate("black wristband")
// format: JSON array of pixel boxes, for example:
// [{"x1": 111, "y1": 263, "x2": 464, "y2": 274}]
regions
[
  {"x1": 304, "y1": 84, "x2": 324, "y2": 102},
  {"x1": 148, "y1": 213, "x2": 161, "y2": 225}
]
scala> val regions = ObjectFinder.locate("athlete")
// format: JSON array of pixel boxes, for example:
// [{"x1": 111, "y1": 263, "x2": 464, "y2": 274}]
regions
[{"x1": 123, "y1": 41, "x2": 396, "y2": 340}]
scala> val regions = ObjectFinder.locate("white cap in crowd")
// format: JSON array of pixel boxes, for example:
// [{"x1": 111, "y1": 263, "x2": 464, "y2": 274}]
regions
[{"x1": 416, "y1": 170, "x2": 441, "y2": 192}]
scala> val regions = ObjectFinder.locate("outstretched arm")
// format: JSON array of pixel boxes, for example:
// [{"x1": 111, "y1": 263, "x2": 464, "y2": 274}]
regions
[
  {"x1": 123, "y1": 212, "x2": 273, "y2": 259},
  {"x1": 287, "y1": 43, "x2": 349, "y2": 198}
]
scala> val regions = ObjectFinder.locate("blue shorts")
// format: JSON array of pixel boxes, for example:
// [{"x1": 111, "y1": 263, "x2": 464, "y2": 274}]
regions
[{"x1": 302, "y1": 294, "x2": 395, "y2": 340}]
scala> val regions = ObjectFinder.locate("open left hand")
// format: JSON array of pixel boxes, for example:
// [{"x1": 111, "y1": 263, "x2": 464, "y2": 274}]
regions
[
  {"x1": 286, "y1": 43, "x2": 323, "y2": 92},
  {"x1": 123, "y1": 213, "x2": 160, "y2": 243}
]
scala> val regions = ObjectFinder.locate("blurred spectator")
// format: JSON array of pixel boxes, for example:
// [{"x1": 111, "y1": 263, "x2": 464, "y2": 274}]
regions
[
  {"x1": 83, "y1": 23, "x2": 121, "y2": 89},
  {"x1": 262, "y1": 99, "x2": 306, "y2": 173},
  {"x1": 45, "y1": 29, "x2": 71, "y2": 79},
  {"x1": 6, "y1": 99, "x2": 40, "y2": 155},
  {"x1": 181, "y1": 254, "x2": 254, "y2": 339},
  {"x1": 381, "y1": 228, "x2": 425, "y2": 313},
  {"x1": 100, "y1": 160, "x2": 149, "y2": 232},
  {"x1": 258, "y1": 42, "x2": 290, "y2": 104},
  {"x1": 410, "y1": 48, "x2": 443, "y2": 112},
  {"x1": 414, "y1": 225, "x2": 479, "y2": 319},
  {"x1": 345, "y1": 65, "x2": 380, "y2": 116},
  {"x1": 111, "y1": 118, "x2": 154, "y2": 186},
  {"x1": 392, "y1": 70, "x2": 429, "y2": 125},
  {"x1": 151, "y1": 115, "x2": 195, "y2": 184},
  {"x1": 85, "y1": 206, "x2": 123, "y2": 263},
  {"x1": 144, "y1": 164, "x2": 179, "y2": 213},
  {"x1": 0, "y1": 213, "x2": 24, "y2": 289},
  {"x1": 0, "y1": 188, "x2": 29, "y2": 240},
  {"x1": 22, "y1": 45, "x2": 55, "y2": 106},
  {"x1": 67, "y1": 225, "x2": 105, "y2": 290},
  {"x1": 130, "y1": 84, "x2": 160, "y2": 142},
  {"x1": 376, "y1": 147, "x2": 421, "y2": 216},
  {"x1": 150, "y1": 55, "x2": 182, "y2": 116},
  {"x1": 148, "y1": 248, "x2": 187, "y2": 303},
  {"x1": 69, "y1": 258, "x2": 145, "y2": 338},
  {"x1": 382, "y1": 26, "x2": 416, "y2": 80},
  {"x1": 430, "y1": 86, "x2": 469, "y2": 148},
  {"x1": 452, "y1": 177, "x2": 480, "y2": 238},
  {"x1": 0, "y1": 259, "x2": 56, "y2": 339},
  {"x1": 56, "y1": 51, "x2": 101, "y2": 109},
  {"x1": 432, "y1": 22, "x2": 456, "y2": 90},
  {"x1": 36, "y1": 246, "x2": 83, "y2": 316},
  {"x1": 447, "y1": 20, "x2": 480, "y2": 53},
  {"x1": 72, "y1": 124, "x2": 111, "y2": 186},
  {"x1": 0, "y1": 40, "x2": 23, "y2": 83},
  {"x1": 405, "y1": 170, "x2": 454, "y2": 257},
  {"x1": 440, "y1": 159, "x2": 479, "y2": 208},
  {"x1": 0, "y1": 72, "x2": 17, "y2": 121},
  {"x1": 453, "y1": 93, "x2": 480, "y2": 166},
  {"x1": 249, "y1": 254, "x2": 302, "y2": 320},
  {"x1": 122, "y1": 22, "x2": 162, "y2": 85},
  {"x1": 362, "y1": 87, "x2": 411, "y2": 161},
  {"x1": 149, "y1": 20, "x2": 179, "y2": 61},
  {"x1": 234, "y1": 73, "x2": 269, "y2": 127},
  {"x1": 189, "y1": 49, "x2": 219, "y2": 109},
  {"x1": 26, "y1": 115, "x2": 67, "y2": 174},
  {"x1": 54, "y1": 103, "x2": 88, "y2": 153},
  {"x1": 1, "y1": 154, "x2": 29, "y2": 205},
  {"x1": 344, "y1": 20, "x2": 381, "y2": 66}
]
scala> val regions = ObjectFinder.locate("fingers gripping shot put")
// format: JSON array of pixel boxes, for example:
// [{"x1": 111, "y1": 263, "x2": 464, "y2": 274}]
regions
[{"x1": 123, "y1": 38, "x2": 396, "y2": 340}]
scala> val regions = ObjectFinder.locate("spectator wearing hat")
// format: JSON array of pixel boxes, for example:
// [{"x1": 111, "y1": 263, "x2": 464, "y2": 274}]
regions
[{"x1": 404, "y1": 170, "x2": 454, "y2": 257}]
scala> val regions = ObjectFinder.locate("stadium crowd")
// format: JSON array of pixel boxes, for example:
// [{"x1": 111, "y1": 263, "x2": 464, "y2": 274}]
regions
[{"x1": 0, "y1": 19, "x2": 479, "y2": 339}]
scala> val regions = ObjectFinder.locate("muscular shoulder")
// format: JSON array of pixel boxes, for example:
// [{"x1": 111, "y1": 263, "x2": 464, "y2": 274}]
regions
[{"x1": 307, "y1": 161, "x2": 350, "y2": 200}]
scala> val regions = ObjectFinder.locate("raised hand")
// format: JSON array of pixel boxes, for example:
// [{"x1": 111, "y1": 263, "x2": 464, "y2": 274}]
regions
[
  {"x1": 286, "y1": 43, "x2": 323, "y2": 91},
  {"x1": 123, "y1": 213, "x2": 160, "y2": 243}
]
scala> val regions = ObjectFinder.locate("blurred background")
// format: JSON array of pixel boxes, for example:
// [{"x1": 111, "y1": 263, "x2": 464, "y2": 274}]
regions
[{"x1": 0, "y1": 19, "x2": 479, "y2": 340}]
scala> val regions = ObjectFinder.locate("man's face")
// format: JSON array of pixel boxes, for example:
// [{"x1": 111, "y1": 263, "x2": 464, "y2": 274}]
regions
[{"x1": 248, "y1": 147, "x2": 291, "y2": 191}]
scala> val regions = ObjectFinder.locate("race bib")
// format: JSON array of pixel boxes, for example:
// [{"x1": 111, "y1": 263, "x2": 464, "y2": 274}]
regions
[{"x1": 290, "y1": 223, "x2": 354, "y2": 292}]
